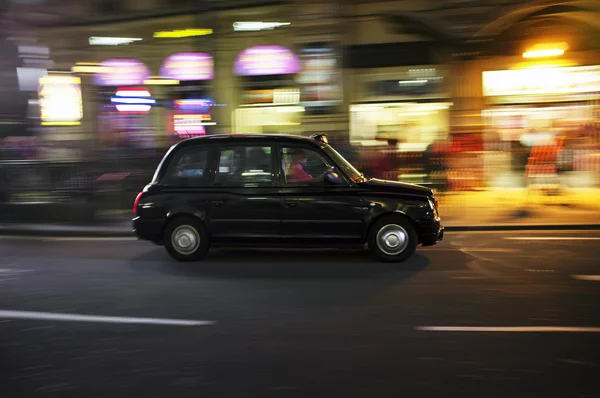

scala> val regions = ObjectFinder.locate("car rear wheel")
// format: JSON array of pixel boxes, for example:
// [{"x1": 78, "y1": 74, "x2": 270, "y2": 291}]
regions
[
  {"x1": 368, "y1": 216, "x2": 417, "y2": 263},
  {"x1": 164, "y1": 217, "x2": 209, "y2": 262}
]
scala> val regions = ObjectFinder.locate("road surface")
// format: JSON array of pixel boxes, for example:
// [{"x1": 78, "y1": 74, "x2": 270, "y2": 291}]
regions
[{"x1": 0, "y1": 230, "x2": 599, "y2": 398}]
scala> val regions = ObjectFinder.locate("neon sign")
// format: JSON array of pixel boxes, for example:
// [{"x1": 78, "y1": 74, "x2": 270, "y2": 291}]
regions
[
  {"x1": 111, "y1": 88, "x2": 155, "y2": 114},
  {"x1": 233, "y1": 46, "x2": 300, "y2": 76},
  {"x1": 93, "y1": 59, "x2": 150, "y2": 86},
  {"x1": 160, "y1": 53, "x2": 214, "y2": 81}
]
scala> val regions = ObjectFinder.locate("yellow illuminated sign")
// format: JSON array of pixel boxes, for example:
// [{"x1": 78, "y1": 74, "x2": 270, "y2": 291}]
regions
[
  {"x1": 38, "y1": 75, "x2": 83, "y2": 125},
  {"x1": 523, "y1": 42, "x2": 568, "y2": 59},
  {"x1": 143, "y1": 77, "x2": 180, "y2": 85},
  {"x1": 482, "y1": 66, "x2": 600, "y2": 97},
  {"x1": 153, "y1": 29, "x2": 213, "y2": 38}
]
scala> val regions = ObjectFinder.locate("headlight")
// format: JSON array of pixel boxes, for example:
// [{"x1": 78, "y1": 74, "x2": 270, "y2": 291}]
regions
[{"x1": 427, "y1": 198, "x2": 436, "y2": 210}]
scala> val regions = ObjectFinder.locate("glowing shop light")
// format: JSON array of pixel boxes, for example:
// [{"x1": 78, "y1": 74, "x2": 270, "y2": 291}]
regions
[
  {"x1": 398, "y1": 79, "x2": 428, "y2": 85},
  {"x1": 276, "y1": 106, "x2": 305, "y2": 113},
  {"x1": 160, "y1": 52, "x2": 214, "y2": 81},
  {"x1": 116, "y1": 104, "x2": 151, "y2": 113},
  {"x1": 233, "y1": 22, "x2": 290, "y2": 31},
  {"x1": 143, "y1": 77, "x2": 180, "y2": 85},
  {"x1": 523, "y1": 42, "x2": 568, "y2": 59},
  {"x1": 72, "y1": 62, "x2": 107, "y2": 74},
  {"x1": 93, "y1": 59, "x2": 150, "y2": 86},
  {"x1": 38, "y1": 75, "x2": 83, "y2": 126},
  {"x1": 153, "y1": 29, "x2": 213, "y2": 38},
  {"x1": 89, "y1": 37, "x2": 142, "y2": 46},
  {"x1": 233, "y1": 45, "x2": 300, "y2": 76}
]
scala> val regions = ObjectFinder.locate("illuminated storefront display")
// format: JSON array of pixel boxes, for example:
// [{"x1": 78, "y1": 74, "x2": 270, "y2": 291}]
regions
[
  {"x1": 93, "y1": 59, "x2": 151, "y2": 86},
  {"x1": 233, "y1": 45, "x2": 302, "y2": 134},
  {"x1": 297, "y1": 44, "x2": 342, "y2": 109},
  {"x1": 483, "y1": 66, "x2": 600, "y2": 99},
  {"x1": 482, "y1": 65, "x2": 600, "y2": 188},
  {"x1": 160, "y1": 53, "x2": 214, "y2": 81},
  {"x1": 234, "y1": 105, "x2": 304, "y2": 135},
  {"x1": 38, "y1": 75, "x2": 83, "y2": 126},
  {"x1": 233, "y1": 46, "x2": 300, "y2": 76},
  {"x1": 350, "y1": 102, "x2": 452, "y2": 149},
  {"x1": 350, "y1": 68, "x2": 450, "y2": 147},
  {"x1": 172, "y1": 99, "x2": 215, "y2": 138}
]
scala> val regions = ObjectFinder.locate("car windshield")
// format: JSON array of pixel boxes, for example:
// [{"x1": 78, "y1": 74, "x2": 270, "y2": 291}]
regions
[{"x1": 322, "y1": 145, "x2": 366, "y2": 183}]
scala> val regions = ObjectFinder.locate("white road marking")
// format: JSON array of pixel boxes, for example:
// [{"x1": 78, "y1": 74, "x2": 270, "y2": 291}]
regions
[
  {"x1": 505, "y1": 237, "x2": 600, "y2": 241},
  {"x1": 42, "y1": 237, "x2": 137, "y2": 242},
  {"x1": 416, "y1": 326, "x2": 600, "y2": 332},
  {"x1": 0, "y1": 236, "x2": 136, "y2": 242},
  {"x1": 572, "y1": 275, "x2": 600, "y2": 281},
  {"x1": 0, "y1": 268, "x2": 34, "y2": 274},
  {"x1": 0, "y1": 310, "x2": 215, "y2": 326}
]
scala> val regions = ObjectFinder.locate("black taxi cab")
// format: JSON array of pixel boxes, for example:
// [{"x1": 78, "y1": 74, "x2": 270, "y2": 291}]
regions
[{"x1": 133, "y1": 134, "x2": 443, "y2": 262}]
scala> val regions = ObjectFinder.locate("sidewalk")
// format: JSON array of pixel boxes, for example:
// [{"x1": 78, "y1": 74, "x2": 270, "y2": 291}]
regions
[
  {"x1": 439, "y1": 187, "x2": 600, "y2": 228},
  {"x1": 0, "y1": 188, "x2": 599, "y2": 237}
]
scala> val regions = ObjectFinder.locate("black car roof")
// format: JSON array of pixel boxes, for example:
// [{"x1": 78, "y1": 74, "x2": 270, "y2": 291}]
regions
[{"x1": 174, "y1": 134, "x2": 321, "y2": 148}]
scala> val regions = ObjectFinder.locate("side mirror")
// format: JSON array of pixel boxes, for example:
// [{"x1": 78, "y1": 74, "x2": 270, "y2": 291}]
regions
[{"x1": 324, "y1": 169, "x2": 342, "y2": 185}]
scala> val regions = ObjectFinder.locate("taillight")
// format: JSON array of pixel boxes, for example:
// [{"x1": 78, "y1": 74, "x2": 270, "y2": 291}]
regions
[{"x1": 133, "y1": 192, "x2": 144, "y2": 215}]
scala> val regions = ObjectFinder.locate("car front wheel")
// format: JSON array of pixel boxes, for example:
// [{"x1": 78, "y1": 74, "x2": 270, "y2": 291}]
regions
[
  {"x1": 164, "y1": 217, "x2": 209, "y2": 262},
  {"x1": 368, "y1": 216, "x2": 417, "y2": 263}
]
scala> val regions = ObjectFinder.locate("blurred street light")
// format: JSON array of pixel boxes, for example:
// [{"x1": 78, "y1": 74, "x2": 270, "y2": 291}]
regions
[{"x1": 89, "y1": 37, "x2": 142, "y2": 46}]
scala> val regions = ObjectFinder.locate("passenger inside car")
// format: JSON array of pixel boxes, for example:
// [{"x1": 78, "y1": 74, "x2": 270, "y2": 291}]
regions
[{"x1": 286, "y1": 149, "x2": 313, "y2": 183}]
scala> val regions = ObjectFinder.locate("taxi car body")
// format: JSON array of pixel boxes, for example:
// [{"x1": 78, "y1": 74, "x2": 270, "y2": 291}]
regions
[{"x1": 133, "y1": 134, "x2": 443, "y2": 262}]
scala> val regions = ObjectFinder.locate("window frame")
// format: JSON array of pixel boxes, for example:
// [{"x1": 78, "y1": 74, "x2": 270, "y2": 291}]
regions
[
  {"x1": 161, "y1": 144, "x2": 216, "y2": 188},
  {"x1": 211, "y1": 142, "x2": 279, "y2": 188},
  {"x1": 276, "y1": 143, "x2": 351, "y2": 187}
]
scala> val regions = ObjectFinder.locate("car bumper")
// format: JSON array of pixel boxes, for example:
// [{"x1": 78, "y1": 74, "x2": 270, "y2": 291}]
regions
[
  {"x1": 416, "y1": 219, "x2": 444, "y2": 247},
  {"x1": 133, "y1": 217, "x2": 164, "y2": 243}
]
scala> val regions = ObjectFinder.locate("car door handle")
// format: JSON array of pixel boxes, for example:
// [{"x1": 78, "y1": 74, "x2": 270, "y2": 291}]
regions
[
  {"x1": 285, "y1": 202, "x2": 298, "y2": 208},
  {"x1": 212, "y1": 201, "x2": 223, "y2": 207}
]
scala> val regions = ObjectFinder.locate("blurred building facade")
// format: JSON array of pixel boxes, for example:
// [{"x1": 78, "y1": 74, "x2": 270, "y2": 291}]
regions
[{"x1": 3, "y1": 0, "x2": 600, "y2": 189}]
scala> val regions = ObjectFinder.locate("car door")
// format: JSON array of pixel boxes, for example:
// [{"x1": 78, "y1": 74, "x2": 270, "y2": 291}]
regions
[
  {"x1": 206, "y1": 142, "x2": 282, "y2": 244},
  {"x1": 278, "y1": 143, "x2": 366, "y2": 245}
]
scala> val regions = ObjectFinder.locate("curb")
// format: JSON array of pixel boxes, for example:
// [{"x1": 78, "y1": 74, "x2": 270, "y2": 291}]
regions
[
  {"x1": 0, "y1": 227, "x2": 134, "y2": 238},
  {"x1": 1, "y1": 224, "x2": 600, "y2": 238},
  {"x1": 444, "y1": 224, "x2": 600, "y2": 232}
]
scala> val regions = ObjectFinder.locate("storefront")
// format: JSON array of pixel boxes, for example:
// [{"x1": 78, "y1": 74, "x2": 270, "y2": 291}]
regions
[
  {"x1": 481, "y1": 65, "x2": 600, "y2": 187},
  {"x1": 159, "y1": 52, "x2": 216, "y2": 140},
  {"x1": 232, "y1": 45, "x2": 304, "y2": 134},
  {"x1": 94, "y1": 59, "x2": 156, "y2": 155},
  {"x1": 350, "y1": 67, "x2": 450, "y2": 149}
]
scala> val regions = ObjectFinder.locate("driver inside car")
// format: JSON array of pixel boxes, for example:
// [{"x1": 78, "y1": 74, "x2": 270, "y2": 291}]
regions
[{"x1": 287, "y1": 149, "x2": 313, "y2": 183}]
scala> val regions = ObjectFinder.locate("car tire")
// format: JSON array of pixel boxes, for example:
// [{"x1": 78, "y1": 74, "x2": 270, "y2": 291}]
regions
[
  {"x1": 164, "y1": 217, "x2": 210, "y2": 262},
  {"x1": 368, "y1": 215, "x2": 418, "y2": 263}
]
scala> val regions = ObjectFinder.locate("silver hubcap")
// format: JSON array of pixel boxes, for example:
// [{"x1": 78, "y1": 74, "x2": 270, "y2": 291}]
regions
[
  {"x1": 171, "y1": 225, "x2": 200, "y2": 255},
  {"x1": 376, "y1": 224, "x2": 409, "y2": 256}
]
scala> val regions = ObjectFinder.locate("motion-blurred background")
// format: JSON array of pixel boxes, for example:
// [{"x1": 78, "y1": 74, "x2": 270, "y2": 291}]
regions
[{"x1": 1, "y1": 0, "x2": 599, "y2": 227}]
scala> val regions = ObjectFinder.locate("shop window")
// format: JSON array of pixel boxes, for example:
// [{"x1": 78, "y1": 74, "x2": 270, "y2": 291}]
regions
[
  {"x1": 165, "y1": 147, "x2": 210, "y2": 186},
  {"x1": 281, "y1": 146, "x2": 332, "y2": 184},
  {"x1": 214, "y1": 146, "x2": 273, "y2": 187}
]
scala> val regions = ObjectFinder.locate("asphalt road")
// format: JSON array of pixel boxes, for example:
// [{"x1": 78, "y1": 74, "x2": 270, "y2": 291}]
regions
[{"x1": 0, "y1": 231, "x2": 599, "y2": 398}]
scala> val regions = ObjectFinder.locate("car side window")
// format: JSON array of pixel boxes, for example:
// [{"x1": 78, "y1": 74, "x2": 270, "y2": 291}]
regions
[
  {"x1": 165, "y1": 146, "x2": 210, "y2": 186},
  {"x1": 281, "y1": 146, "x2": 332, "y2": 185},
  {"x1": 214, "y1": 146, "x2": 273, "y2": 187}
]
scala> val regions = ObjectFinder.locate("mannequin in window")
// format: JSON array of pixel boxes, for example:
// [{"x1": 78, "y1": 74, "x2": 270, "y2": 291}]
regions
[{"x1": 287, "y1": 149, "x2": 313, "y2": 183}]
